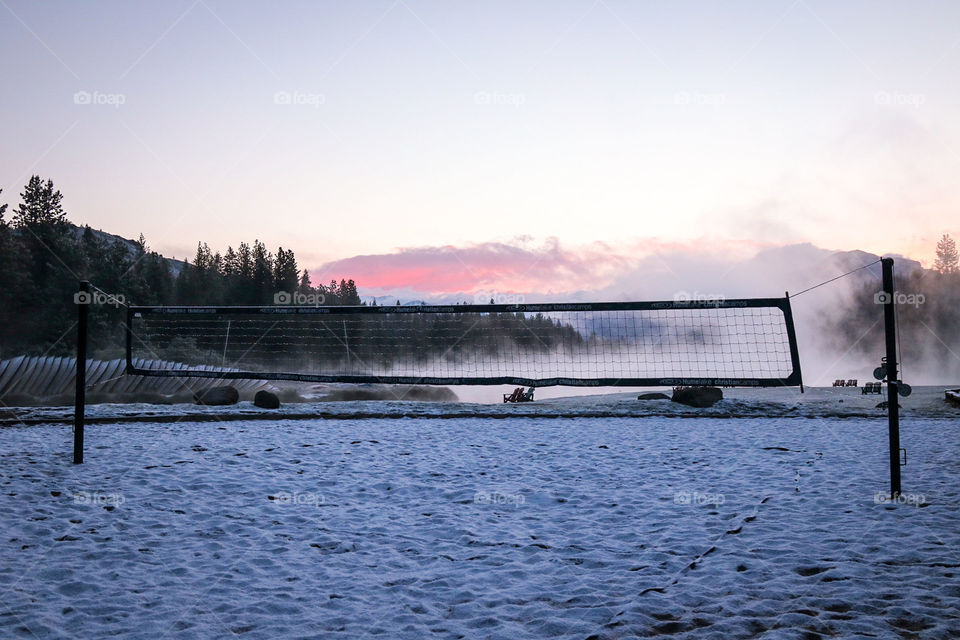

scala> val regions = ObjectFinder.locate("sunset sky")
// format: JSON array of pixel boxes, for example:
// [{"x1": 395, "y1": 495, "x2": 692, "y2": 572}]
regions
[{"x1": 2, "y1": 0, "x2": 958, "y2": 295}]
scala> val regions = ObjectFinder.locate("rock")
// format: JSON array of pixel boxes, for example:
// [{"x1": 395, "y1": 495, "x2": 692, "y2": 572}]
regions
[
  {"x1": 402, "y1": 386, "x2": 458, "y2": 402},
  {"x1": 946, "y1": 389, "x2": 960, "y2": 408},
  {"x1": 671, "y1": 386, "x2": 723, "y2": 408},
  {"x1": 193, "y1": 385, "x2": 239, "y2": 406},
  {"x1": 637, "y1": 392, "x2": 670, "y2": 401},
  {"x1": 876, "y1": 401, "x2": 901, "y2": 410},
  {"x1": 254, "y1": 390, "x2": 280, "y2": 409}
]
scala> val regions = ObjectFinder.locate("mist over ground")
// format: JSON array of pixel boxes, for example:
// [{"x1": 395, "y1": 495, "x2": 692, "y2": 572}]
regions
[{"x1": 357, "y1": 241, "x2": 956, "y2": 386}]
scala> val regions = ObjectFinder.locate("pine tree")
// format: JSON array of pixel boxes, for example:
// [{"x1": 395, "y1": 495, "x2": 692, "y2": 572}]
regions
[
  {"x1": 130, "y1": 250, "x2": 173, "y2": 305},
  {"x1": 237, "y1": 242, "x2": 253, "y2": 279},
  {"x1": 327, "y1": 279, "x2": 341, "y2": 305},
  {"x1": 210, "y1": 252, "x2": 224, "y2": 278},
  {"x1": 341, "y1": 279, "x2": 360, "y2": 305},
  {"x1": 183, "y1": 242, "x2": 216, "y2": 303},
  {"x1": 220, "y1": 245, "x2": 245, "y2": 303},
  {"x1": 12, "y1": 176, "x2": 68, "y2": 230},
  {"x1": 934, "y1": 233, "x2": 959, "y2": 274},
  {"x1": 193, "y1": 242, "x2": 212, "y2": 272},
  {"x1": 227, "y1": 242, "x2": 254, "y2": 303},
  {"x1": 0, "y1": 190, "x2": 19, "y2": 354},
  {"x1": 273, "y1": 247, "x2": 299, "y2": 295},
  {"x1": 252, "y1": 240, "x2": 274, "y2": 304},
  {"x1": 298, "y1": 270, "x2": 313, "y2": 296},
  {"x1": 12, "y1": 176, "x2": 77, "y2": 287},
  {"x1": 10, "y1": 177, "x2": 82, "y2": 351},
  {"x1": 222, "y1": 246, "x2": 239, "y2": 276}
]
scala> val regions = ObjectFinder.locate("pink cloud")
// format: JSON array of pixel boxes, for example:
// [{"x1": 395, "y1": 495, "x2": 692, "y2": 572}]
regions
[
  {"x1": 312, "y1": 238, "x2": 625, "y2": 294},
  {"x1": 311, "y1": 236, "x2": 769, "y2": 296}
]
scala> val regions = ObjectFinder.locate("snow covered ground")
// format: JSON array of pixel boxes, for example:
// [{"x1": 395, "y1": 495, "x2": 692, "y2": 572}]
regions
[{"x1": 1, "y1": 393, "x2": 959, "y2": 638}]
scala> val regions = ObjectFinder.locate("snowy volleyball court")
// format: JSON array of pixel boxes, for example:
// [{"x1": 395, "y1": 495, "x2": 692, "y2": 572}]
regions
[{"x1": 1, "y1": 389, "x2": 958, "y2": 639}]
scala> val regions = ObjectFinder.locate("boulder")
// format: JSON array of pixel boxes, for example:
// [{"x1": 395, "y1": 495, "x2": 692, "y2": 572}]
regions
[
  {"x1": 946, "y1": 389, "x2": 960, "y2": 408},
  {"x1": 254, "y1": 390, "x2": 281, "y2": 409},
  {"x1": 402, "y1": 386, "x2": 458, "y2": 402},
  {"x1": 637, "y1": 392, "x2": 670, "y2": 401},
  {"x1": 671, "y1": 386, "x2": 723, "y2": 408},
  {"x1": 193, "y1": 385, "x2": 239, "y2": 406}
]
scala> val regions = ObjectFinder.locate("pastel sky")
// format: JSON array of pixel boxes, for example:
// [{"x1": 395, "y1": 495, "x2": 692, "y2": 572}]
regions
[{"x1": 2, "y1": 1, "x2": 958, "y2": 295}]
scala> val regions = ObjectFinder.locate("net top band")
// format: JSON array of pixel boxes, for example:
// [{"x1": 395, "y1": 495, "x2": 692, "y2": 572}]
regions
[{"x1": 129, "y1": 297, "x2": 793, "y2": 316}]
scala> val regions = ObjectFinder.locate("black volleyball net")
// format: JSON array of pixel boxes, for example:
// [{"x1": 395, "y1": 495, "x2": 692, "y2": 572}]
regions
[{"x1": 125, "y1": 299, "x2": 802, "y2": 388}]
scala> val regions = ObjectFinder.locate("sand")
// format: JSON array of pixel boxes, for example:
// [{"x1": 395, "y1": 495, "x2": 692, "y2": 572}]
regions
[{"x1": 0, "y1": 392, "x2": 958, "y2": 638}]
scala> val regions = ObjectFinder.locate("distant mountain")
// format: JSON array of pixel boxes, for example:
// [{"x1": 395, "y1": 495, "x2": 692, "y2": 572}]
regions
[
  {"x1": 66, "y1": 224, "x2": 189, "y2": 276},
  {"x1": 367, "y1": 294, "x2": 436, "y2": 306},
  {"x1": 743, "y1": 244, "x2": 922, "y2": 296}
]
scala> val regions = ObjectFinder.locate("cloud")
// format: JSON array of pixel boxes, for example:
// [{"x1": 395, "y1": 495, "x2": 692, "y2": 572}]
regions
[
  {"x1": 313, "y1": 237, "x2": 635, "y2": 295},
  {"x1": 312, "y1": 236, "x2": 780, "y2": 298}
]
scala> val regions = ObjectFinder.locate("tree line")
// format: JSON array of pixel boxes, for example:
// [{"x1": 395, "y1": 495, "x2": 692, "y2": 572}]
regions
[
  {"x1": 0, "y1": 175, "x2": 577, "y2": 365},
  {"x1": 0, "y1": 176, "x2": 361, "y2": 358}
]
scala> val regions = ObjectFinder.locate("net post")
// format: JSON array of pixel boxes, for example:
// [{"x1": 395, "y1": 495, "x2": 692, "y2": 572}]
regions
[
  {"x1": 73, "y1": 281, "x2": 90, "y2": 465},
  {"x1": 783, "y1": 291, "x2": 803, "y2": 393},
  {"x1": 881, "y1": 258, "x2": 901, "y2": 498},
  {"x1": 125, "y1": 305, "x2": 134, "y2": 374}
]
